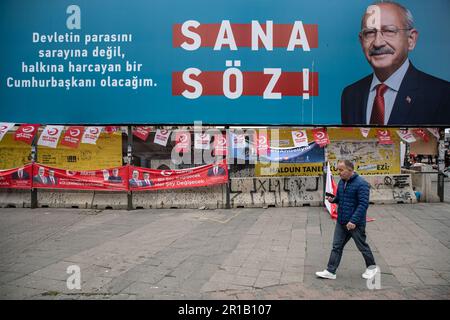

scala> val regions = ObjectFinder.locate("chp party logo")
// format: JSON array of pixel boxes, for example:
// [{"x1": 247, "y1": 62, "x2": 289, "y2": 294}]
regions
[
  {"x1": 161, "y1": 170, "x2": 173, "y2": 177},
  {"x1": 89, "y1": 127, "x2": 99, "y2": 135},
  {"x1": 47, "y1": 128, "x2": 59, "y2": 136},
  {"x1": 315, "y1": 131, "x2": 325, "y2": 139},
  {"x1": 69, "y1": 128, "x2": 81, "y2": 136},
  {"x1": 22, "y1": 126, "x2": 36, "y2": 133}
]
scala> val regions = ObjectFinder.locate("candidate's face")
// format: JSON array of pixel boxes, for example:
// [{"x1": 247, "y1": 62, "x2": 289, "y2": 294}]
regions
[
  {"x1": 49, "y1": 171, "x2": 55, "y2": 177},
  {"x1": 337, "y1": 162, "x2": 353, "y2": 181},
  {"x1": 38, "y1": 167, "x2": 45, "y2": 176},
  {"x1": 360, "y1": 3, "x2": 418, "y2": 79},
  {"x1": 113, "y1": 169, "x2": 119, "y2": 176},
  {"x1": 143, "y1": 173, "x2": 150, "y2": 180},
  {"x1": 133, "y1": 171, "x2": 139, "y2": 179}
]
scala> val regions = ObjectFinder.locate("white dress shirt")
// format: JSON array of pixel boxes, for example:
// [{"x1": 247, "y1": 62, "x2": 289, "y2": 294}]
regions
[{"x1": 366, "y1": 59, "x2": 410, "y2": 125}]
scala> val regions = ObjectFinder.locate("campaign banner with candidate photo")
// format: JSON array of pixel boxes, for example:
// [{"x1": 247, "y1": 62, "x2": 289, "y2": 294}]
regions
[
  {"x1": 0, "y1": 164, "x2": 32, "y2": 189},
  {"x1": 1, "y1": 0, "x2": 448, "y2": 126},
  {"x1": 31, "y1": 163, "x2": 128, "y2": 191},
  {"x1": 129, "y1": 160, "x2": 228, "y2": 191}
]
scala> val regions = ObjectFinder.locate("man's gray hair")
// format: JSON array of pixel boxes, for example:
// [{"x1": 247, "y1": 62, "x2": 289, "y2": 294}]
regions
[
  {"x1": 362, "y1": 0, "x2": 414, "y2": 29},
  {"x1": 339, "y1": 160, "x2": 354, "y2": 171}
]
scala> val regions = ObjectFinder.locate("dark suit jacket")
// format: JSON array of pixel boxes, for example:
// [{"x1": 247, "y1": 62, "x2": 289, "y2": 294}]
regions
[
  {"x1": 341, "y1": 63, "x2": 450, "y2": 125},
  {"x1": 207, "y1": 166, "x2": 226, "y2": 177},
  {"x1": 12, "y1": 171, "x2": 30, "y2": 180}
]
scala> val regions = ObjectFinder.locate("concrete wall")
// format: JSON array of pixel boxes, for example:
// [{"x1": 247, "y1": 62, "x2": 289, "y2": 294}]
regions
[
  {"x1": 133, "y1": 185, "x2": 225, "y2": 209},
  {"x1": 0, "y1": 189, "x2": 31, "y2": 208},
  {"x1": 0, "y1": 174, "x2": 422, "y2": 209},
  {"x1": 229, "y1": 176, "x2": 323, "y2": 208}
]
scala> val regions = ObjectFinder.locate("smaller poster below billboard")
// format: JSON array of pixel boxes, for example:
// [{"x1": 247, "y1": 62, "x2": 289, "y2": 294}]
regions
[
  {"x1": 130, "y1": 160, "x2": 228, "y2": 191},
  {"x1": 0, "y1": 164, "x2": 32, "y2": 189}
]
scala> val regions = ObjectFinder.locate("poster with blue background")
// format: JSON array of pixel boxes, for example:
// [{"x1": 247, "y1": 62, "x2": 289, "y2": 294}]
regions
[{"x1": 0, "y1": 0, "x2": 449, "y2": 125}]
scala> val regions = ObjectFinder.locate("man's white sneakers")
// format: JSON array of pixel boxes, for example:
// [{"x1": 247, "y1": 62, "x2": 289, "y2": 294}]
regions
[
  {"x1": 315, "y1": 269, "x2": 336, "y2": 280},
  {"x1": 362, "y1": 266, "x2": 379, "y2": 279}
]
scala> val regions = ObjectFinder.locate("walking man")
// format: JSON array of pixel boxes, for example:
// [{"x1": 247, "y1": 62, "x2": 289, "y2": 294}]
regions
[{"x1": 316, "y1": 160, "x2": 378, "y2": 280}]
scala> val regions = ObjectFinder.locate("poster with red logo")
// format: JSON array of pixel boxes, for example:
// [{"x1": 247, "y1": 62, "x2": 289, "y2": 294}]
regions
[
  {"x1": 0, "y1": 164, "x2": 32, "y2": 189},
  {"x1": 396, "y1": 129, "x2": 416, "y2": 143},
  {"x1": 291, "y1": 130, "x2": 308, "y2": 147},
  {"x1": 133, "y1": 126, "x2": 152, "y2": 141},
  {"x1": 0, "y1": 122, "x2": 15, "y2": 142},
  {"x1": 427, "y1": 128, "x2": 440, "y2": 140},
  {"x1": 31, "y1": 164, "x2": 128, "y2": 191},
  {"x1": 37, "y1": 125, "x2": 64, "y2": 148},
  {"x1": 60, "y1": 126, "x2": 84, "y2": 148},
  {"x1": 360, "y1": 128, "x2": 370, "y2": 138},
  {"x1": 174, "y1": 131, "x2": 191, "y2": 153},
  {"x1": 81, "y1": 126, "x2": 102, "y2": 144},
  {"x1": 194, "y1": 133, "x2": 210, "y2": 150},
  {"x1": 14, "y1": 124, "x2": 40, "y2": 144},
  {"x1": 312, "y1": 128, "x2": 330, "y2": 147},
  {"x1": 214, "y1": 134, "x2": 228, "y2": 156},
  {"x1": 129, "y1": 160, "x2": 228, "y2": 191},
  {"x1": 413, "y1": 129, "x2": 429, "y2": 142},
  {"x1": 154, "y1": 129, "x2": 171, "y2": 146},
  {"x1": 255, "y1": 131, "x2": 270, "y2": 156},
  {"x1": 376, "y1": 129, "x2": 393, "y2": 145}
]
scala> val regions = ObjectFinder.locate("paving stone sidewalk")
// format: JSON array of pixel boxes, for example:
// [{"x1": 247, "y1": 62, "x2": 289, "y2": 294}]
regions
[{"x1": 0, "y1": 202, "x2": 449, "y2": 300}]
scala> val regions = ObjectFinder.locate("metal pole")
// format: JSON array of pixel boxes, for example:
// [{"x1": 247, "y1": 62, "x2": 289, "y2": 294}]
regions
[
  {"x1": 225, "y1": 125, "x2": 231, "y2": 209},
  {"x1": 127, "y1": 125, "x2": 133, "y2": 210},
  {"x1": 437, "y1": 128, "x2": 445, "y2": 202},
  {"x1": 30, "y1": 134, "x2": 38, "y2": 209}
]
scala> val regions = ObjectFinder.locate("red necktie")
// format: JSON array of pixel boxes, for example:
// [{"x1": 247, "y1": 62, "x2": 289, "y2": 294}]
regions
[{"x1": 370, "y1": 83, "x2": 388, "y2": 125}]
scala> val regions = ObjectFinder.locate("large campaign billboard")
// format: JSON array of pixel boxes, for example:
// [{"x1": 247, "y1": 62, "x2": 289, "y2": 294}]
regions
[{"x1": 0, "y1": 0, "x2": 449, "y2": 125}]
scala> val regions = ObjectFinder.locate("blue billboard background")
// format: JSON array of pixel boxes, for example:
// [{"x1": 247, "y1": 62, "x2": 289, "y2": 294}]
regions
[{"x1": 0, "y1": 0, "x2": 449, "y2": 125}]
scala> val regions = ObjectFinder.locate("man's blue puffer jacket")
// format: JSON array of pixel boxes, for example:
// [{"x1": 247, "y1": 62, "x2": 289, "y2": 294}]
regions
[{"x1": 332, "y1": 173, "x2": 370, "y2": 226}]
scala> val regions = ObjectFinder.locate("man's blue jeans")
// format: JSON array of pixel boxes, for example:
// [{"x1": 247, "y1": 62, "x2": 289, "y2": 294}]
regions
[{"x1": 327, "y1": 222, "x2": 376, "y2": 274}]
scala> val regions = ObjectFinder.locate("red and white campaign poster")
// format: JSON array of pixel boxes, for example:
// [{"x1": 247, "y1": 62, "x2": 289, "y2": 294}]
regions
[
  {"x1": 174, "y1": 131, "x2": 191, "y2": 153},
  {"x1": 231, "y1": 132, "x2": 246, "y2": 149},
  {"x1": 37, "y1": 125, "x2": 64, "y2": 148},
  {"x1": 129, "y1": 160, "x2": 228, "y2": 191},
  {"x1": 360, "y1": 128, "x2": 370, "y2": 138},
  {"x1": 0, "y1": 123, "x2": 15, "y2": 142},
  {"x1": 427, "y1": 128, "x2": 440, "y2": 140},
  {"x1": 376, "y1": 129, "x2": 393, "y2": 145},
  {"x1": 396, "y1": 129, "x2": 416, "y2": 143},
  {"x1": 413, "y1": 129, "x2": 429, "y2": 142},
  {"x1": 291, "y1": 130, "x2": 308, "y2": 147},
  {"x1": 154, "y1": 129, "x2": 171, "y2": 146},
  {"x1": 312, "y1": 128, "x2": 330, "y2": 147},
  {"x1": 81, "y1": 126, "x2": 102, "y2": 144},
  {"x1": 14, "y1": 124, "x2": 40, "y2": 144},
  {"x1": 0, "y1": 164, "x2": 32, "y2": 189},
  {"x1": 194, "y1": 133, "x2": 210, "y2": 150},
  {"x1": 60, "y1": 126, "x2": 84, "y2": 149},
  {"x1": 255, "y1": 131, "x2": 269, "y2": 156},
  {"x1": 133, "y1": 126, "x2": 152, "y2": 141},
  {"x1": 31, "y1": 164, "x2": 128, "y2": 191},
  {"x1": 214, "y1": 134, "x2": 228, "y2": 156}
]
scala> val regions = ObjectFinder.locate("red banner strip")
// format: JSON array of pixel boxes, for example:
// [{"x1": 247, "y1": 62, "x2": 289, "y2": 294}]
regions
[{"x1": 0, "y1": 164, "x2": 33, "y2": 189}]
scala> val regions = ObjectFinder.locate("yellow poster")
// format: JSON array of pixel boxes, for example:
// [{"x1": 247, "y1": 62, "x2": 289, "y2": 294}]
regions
[
  {"x1": 256, "y1": 128, "x2": 323, "y2": 177},
  {"x1": 327, "y1": 128, "x2": 400, "y2": 175},
  {"x1": 255, "y1": 128, "x2": 401, "y2": 176},
  {"x1": 0, "y1": 133, "x2": 32, "y2": 169},
  {"x1": 37, "y1": 132, "x2": 123, "y2": 170},
  {"x1": 0, "y1": 131, "x2": 122, "y2": 170}
]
